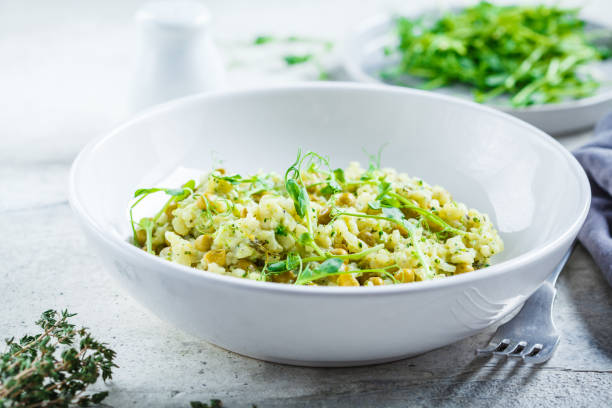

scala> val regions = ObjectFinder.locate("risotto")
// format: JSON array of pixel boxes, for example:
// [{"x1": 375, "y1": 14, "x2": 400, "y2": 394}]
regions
[{"x1": 130, "y1": 150, "x2": 504, "y2": 286}]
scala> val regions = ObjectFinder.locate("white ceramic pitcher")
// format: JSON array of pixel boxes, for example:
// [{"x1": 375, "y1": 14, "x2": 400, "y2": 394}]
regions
[{"x1": 131, "y1": 0, "x2": 224, "y2": 112}]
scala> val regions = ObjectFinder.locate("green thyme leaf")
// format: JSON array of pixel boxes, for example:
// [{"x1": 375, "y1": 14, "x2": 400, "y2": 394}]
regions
[{"x1": 0, "y1": 310, "x2": 117, "y2": 407}]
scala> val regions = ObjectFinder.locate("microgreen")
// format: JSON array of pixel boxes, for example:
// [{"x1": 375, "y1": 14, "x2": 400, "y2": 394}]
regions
[
  {"x1": 385, "y1": 191, "x2": 465, "y2": 236},
  {"x1": 295, "y1": 262, "x2": 400, "y2": 285},
  {"x1": 212, "y1": 172, "x2": 277, "y2": 197},
  {"x1": 286, "y1": 252, "x2": 302, "y2": 271},
  {"x1": 253, "y1": 35, "x2": 274, "y2": 45},
  {"x1": 267, "y1": 244, "x2": 384, "y2": 277},
  {"x1": 139, "y1": 217, "x2": 155, "y2": 254},
  {"x1": 285, "y1": 178, "x2": 308, "y2": 218},
  {"x1": 284, "y1": 54, "x2": 313, "y2": 65},
  {"x1": 320, "y1": 179, "x2": 342, "y2": 196},
  {"x1": 264, "y1": 252, "x2": 303, "y2": 282},
  {"x1": 297, "y1": 232, "x2": 315, "y2": 247},
  {"x1": 376, "y1": 178, "x2": 392, "y2": 200},
  {"x1": 386, "y1": 1, "x2": 611, "y2": 107},
  {"x1": 303, "y1": 244, "x2": 384, "y2": 265},
  {"x1": 133, "y1": 182, "x2": 195, "y2": 200},
  {"x1": 332, "y1": 208, "x2": 435, "y2": 279},
  {"x1": 332, "y1": 168, "x2": 345, "y2": 183},
  {"x1": 252, "y1": 34, "x2": 333, "y2": 48},
  {"x1": 213, "y1": 173, "x2": 244, "y2": 184},
  {"x1": 284, "y1": 149, "x2": 331, "y2": 256},
  {"x1": 130, "y1": 179, "x2": 195, "y2": 251},
  {"x1": 368, "y1": 201, "x2": 382, "y2": 210},
  {"x1": 361, "y1": 145, "x2": 387, "y2": 180},
  {"x1": 251, "y1": 34, "x2": 334, "y2": 80},
  {"x1": 295, "y1": 258, "x2": 344, "y2": 285}
]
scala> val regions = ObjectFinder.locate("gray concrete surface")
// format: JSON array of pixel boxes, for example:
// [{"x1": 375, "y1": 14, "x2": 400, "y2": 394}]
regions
[{"x1": 2, "y1": 1, "x2": 612, "y2": 407}]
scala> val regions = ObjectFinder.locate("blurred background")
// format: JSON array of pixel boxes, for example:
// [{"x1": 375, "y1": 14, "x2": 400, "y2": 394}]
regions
[{"x1": 2, "y1": 0, "x2": 611, "y2": 167}]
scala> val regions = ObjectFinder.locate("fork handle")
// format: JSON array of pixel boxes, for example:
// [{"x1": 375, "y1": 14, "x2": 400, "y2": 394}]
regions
[
  {"x1": 487, "y1": 244, "x2": 575, "y2": 335},
  {"x1": 545, "y1": 242, "x2": 577, "y2": 286}
]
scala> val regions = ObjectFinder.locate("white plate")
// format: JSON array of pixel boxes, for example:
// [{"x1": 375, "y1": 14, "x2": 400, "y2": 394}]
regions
[
  {"x1": 344, "y1": 14, "x2": 612, "y2": 135},
  {"x1": 69, "y1": 83, "x2": 589, "y2": 366}
]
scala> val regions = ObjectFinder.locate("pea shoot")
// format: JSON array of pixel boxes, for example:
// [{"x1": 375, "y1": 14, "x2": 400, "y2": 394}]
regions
[
  {"x1": 284, "y1": 149, "x2": 330, "y2": 257},
  {"x1": 384, "y1": 1, "x2": 611, "y2": 107},
  {"x1": 130, "y1": 180, "x2": 196, "y2": 253},
  {"x1": 251, "y1": 34, "x2": 334, "y2": 79}
]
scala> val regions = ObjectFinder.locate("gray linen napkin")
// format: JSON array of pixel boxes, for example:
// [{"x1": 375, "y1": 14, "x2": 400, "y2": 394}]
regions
[{"x1": 573, "y1": 113, "x2": 612, "y2": 287}]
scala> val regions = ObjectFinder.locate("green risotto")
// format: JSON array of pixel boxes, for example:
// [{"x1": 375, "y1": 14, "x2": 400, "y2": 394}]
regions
[{"x1": 131, "y1": 151, "x2": 503, "y2": 286}]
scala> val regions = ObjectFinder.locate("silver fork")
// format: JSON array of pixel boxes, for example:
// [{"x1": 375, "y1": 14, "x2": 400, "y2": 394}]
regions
[{"x1": 476, "y1": 243, "x2": 576, "y2": 364}]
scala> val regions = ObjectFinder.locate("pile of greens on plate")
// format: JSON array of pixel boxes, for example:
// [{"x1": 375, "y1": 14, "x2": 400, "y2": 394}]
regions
[{"x1": 384, "y1": 1, "x2": 611, "y2": 107}]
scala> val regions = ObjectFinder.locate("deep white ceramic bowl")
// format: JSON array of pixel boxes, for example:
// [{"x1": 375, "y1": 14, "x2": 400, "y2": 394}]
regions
[{"x1": 69, "y1": 83, "x2": 589, "y2": 366}]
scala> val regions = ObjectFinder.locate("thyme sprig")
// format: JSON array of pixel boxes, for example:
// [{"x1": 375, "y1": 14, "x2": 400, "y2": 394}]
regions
[{"x1": 0, "y1": 310, "x2": 117, "y2": 407}]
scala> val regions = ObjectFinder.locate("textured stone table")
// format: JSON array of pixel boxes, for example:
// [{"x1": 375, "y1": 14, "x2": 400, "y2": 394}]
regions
[{"x1": 1, "y1": 1, "x2": 612, "y2": 407}]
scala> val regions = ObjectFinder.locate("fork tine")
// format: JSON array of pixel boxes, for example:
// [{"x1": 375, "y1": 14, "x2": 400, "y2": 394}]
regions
[
  {"x1": 493, "y1": 340, "x2": 521, "y2": 356},
  {"x1": 523, "y1": 342, "x2": 558, "y2": 364},
  {"x1": 477, "y1": 338, "x2": 509, "y2": 354},
  {"x1": 519, "y1": 343, "x2": 543, "y2": 359},
  {"x1": 506, "y1": 341, "x2": 528, "y2": 358},
  {"x1": 476, "y1": 245, "x2": 574, "y2": 364}
]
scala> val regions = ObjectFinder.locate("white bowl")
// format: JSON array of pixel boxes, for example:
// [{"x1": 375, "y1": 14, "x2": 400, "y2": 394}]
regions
[
  {"x1": 69, "y1": 83, "x2": 589, "y2": 366},
  {"x1": 343, "y1": 14, "x2": 612, "y2": 135}
]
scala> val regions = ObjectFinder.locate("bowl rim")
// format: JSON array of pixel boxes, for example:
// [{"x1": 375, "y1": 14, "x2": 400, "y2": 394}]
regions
[
  {"x1": 69, "y1": 82, "x2": 591, "y2": 297},
  {"x1": 342, "y1": 12, "x2": 612, "y2": 114}
]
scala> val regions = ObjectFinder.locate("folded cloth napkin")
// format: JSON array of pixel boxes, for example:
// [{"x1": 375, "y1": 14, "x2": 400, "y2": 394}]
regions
[{"x1": 573, "y1": 112, "x2": 612, "y2": 287}]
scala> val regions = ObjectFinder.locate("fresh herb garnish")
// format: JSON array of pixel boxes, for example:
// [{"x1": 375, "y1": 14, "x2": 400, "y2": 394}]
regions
[
  {"x1": 253, "y1": 35, "x2": 274, "y2": 45},
  {"x1": 130, "y1": 180, "x2": 196, "y2": 253},
  {"x1": 385, "y1": 1, "x2": 611, "y2": 107},
  {"x1": 285, "y1": 178, "x2": 308, "y2": 218},
  {"x1": 0, "y1": 310, "x2": 117, "y2": 407},
  {"x1": 295, "y1": 258, "x2": 344, "y2": 285},
  {"x1": 284, "y1": 54, "x2": 313, "y2": 65},
  {"x1": 331, "y1": 207, "x2": 435, "y2": 280},
  {"x1": 251, "y1": 34, "x2": 334, "y2": 79},
  {"x1": 284, "y1": 150, "x2": 330, "y2": 257}
]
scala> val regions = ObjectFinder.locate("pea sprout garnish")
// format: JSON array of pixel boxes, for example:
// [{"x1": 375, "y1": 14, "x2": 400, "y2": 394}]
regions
[
  {"x1": 284, "y1": 149, "x2": 331, "y2": 257},
  {"x1": 130, "y1": 147, "x2": 502, "y2": 285},
  {"x1": 129, "y1": 180, "x2": 195, "y2": 253},
  {"x1": 384, "y1": 2, "x2": 612, "y2": 107}
]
